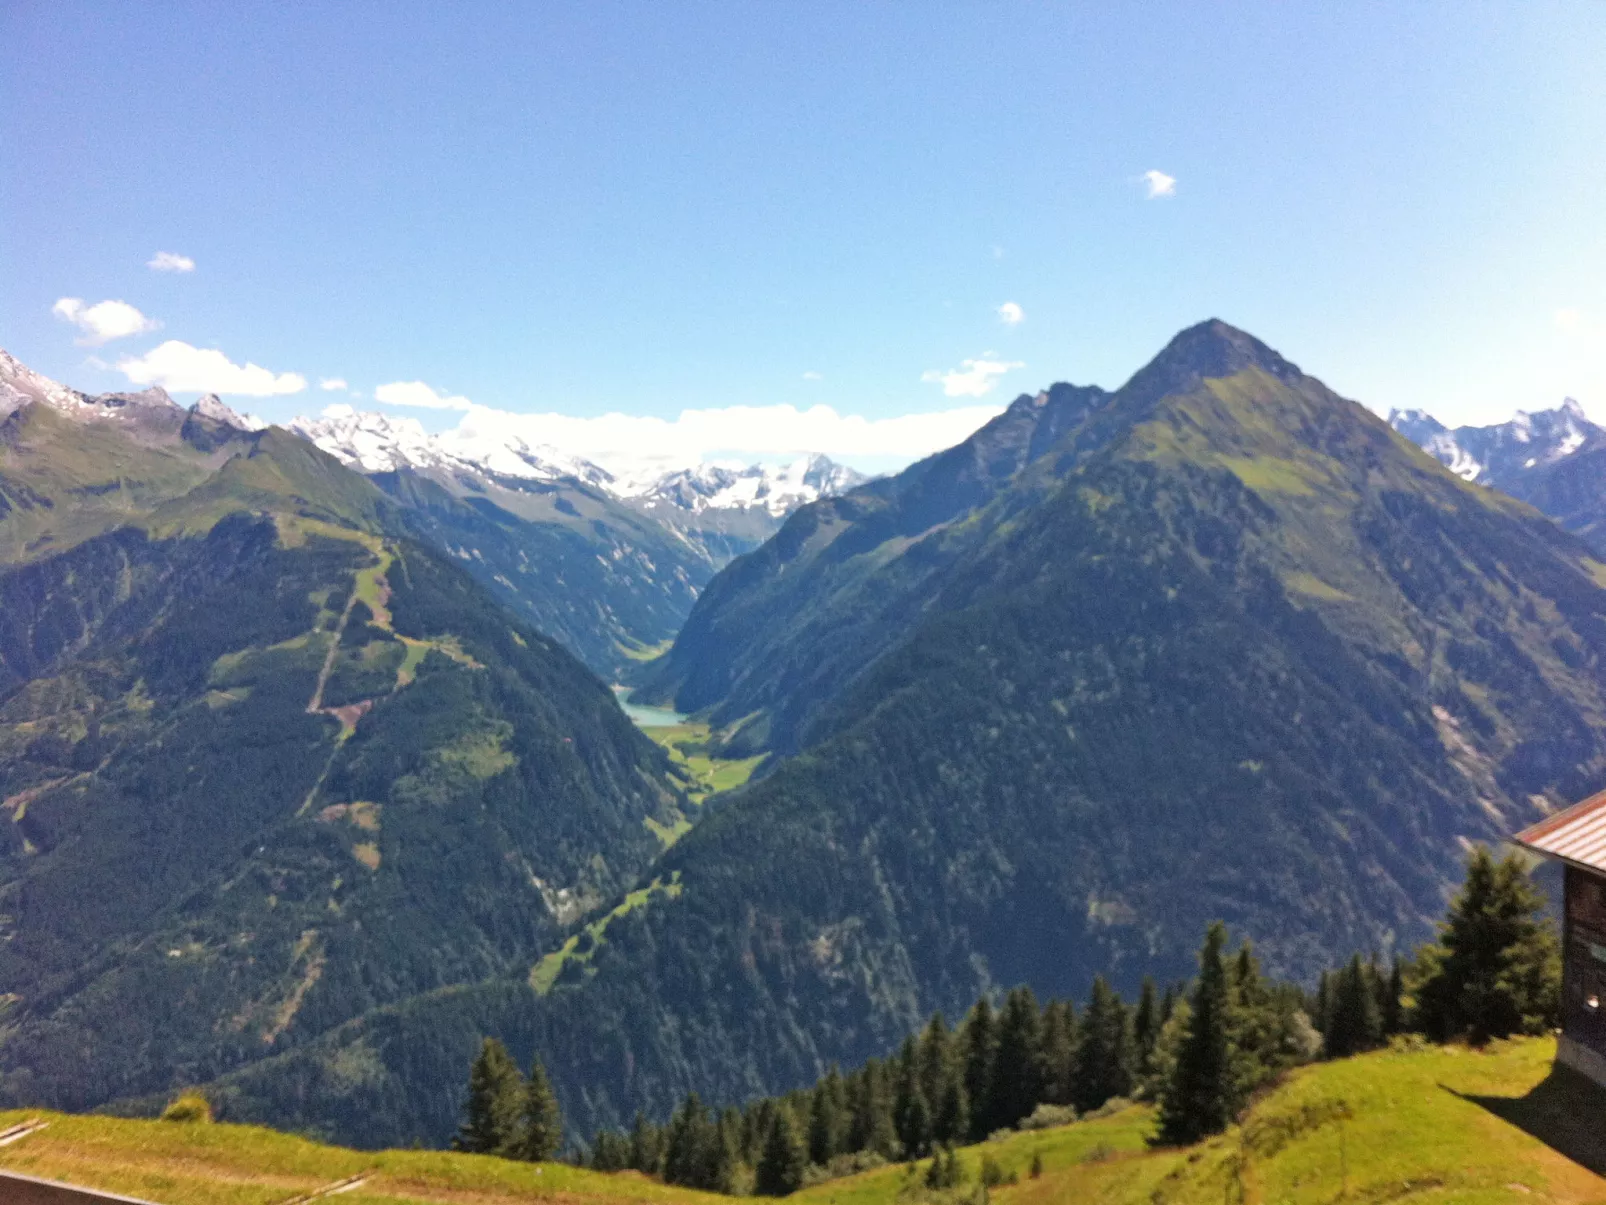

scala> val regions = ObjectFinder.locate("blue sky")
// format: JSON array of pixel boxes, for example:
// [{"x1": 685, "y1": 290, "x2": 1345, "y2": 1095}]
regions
[{"x1": 4, "y1": 2, "x2": 1604, "y2": 469}]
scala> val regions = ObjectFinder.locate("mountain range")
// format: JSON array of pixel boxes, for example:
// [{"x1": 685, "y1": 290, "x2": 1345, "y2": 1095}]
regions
[
  {"x1": 0, "y1": 353, "x2": 865, "y2": 678},
  {"x1": 149, "y1": 320, "x2": 1606, "y2": 1150},
  {"x1": 1391, "y1": 398, "x2": 1606, "y2": 551}
]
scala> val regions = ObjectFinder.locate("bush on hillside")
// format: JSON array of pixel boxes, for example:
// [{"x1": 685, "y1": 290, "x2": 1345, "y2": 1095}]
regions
[{"x1": 160, "y1": 1092, "x2": 213, "y2": 1123}]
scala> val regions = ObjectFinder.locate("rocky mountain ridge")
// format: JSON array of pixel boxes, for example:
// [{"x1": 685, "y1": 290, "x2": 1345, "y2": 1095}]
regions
[{"x1": 1390, "y1": 398, "x2": 1606, "y2": 550}]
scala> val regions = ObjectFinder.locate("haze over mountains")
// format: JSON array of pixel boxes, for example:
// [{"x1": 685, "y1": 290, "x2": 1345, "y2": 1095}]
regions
[{"x1": 96, "y1": 319, "x2": 1606, "y2": 1150}]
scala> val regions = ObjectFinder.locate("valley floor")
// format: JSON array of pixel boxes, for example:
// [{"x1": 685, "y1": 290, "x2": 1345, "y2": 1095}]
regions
[{"x1": 0, "y1": 1038, "x2": 1600, "y2": 1205}]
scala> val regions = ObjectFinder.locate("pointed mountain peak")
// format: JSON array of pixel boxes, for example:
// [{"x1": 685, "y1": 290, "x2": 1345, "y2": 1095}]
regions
[
  {"x1": 1117, "y1": 321, "x2": 1304, "y2": 420},
  {"x1": 189, "y1": 393, "x2": 266, "y2": 431},
  {"x1": 1563, "y1": 397, "x2": 1588, "y2": 420}
]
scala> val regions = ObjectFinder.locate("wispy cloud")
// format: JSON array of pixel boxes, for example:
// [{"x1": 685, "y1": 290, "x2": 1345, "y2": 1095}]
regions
[
  {"x1": 116, "y1": 340, "x2": 306, "y2": 396},
  {"x1": 801, "y1": 371, "x2": 823, "y2": 381},
  {"x1": 1142, "y1": 169, "x2": 1177, "y2": 199},
  {"x1": 374, "y1": 380, "x2": 474, "y2": 410},
  {"x1": 922, "y1": 356, "x2": 1024, "y2": 398},
  {"x1": 52, "y1": 297, "x2": 160, "y2": 345},
  {"x1": 147, "y1": 251, "x2": 195, "y2": 273},
  {"x1": 320, "y1": 377, "x2": 349, "y2": 391},
  {"x1": 997, "y1": 301, "x2": 1025, "y2": 326}
]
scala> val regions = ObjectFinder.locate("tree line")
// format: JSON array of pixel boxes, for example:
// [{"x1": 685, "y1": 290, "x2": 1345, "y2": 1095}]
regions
[{"x1": 456, "y1": 847, "x2": 1559, "y2": 1193}]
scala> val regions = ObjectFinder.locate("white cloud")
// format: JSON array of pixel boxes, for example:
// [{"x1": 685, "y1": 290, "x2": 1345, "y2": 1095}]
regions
[
  {"x1": 52, "y1": 297, "x2": 160, "y2": 345},
  {"x1": 997, "y1": 301, "x2": 1025, "y2": 326},
  {"x1": 116, "y1": 340, "x2": 306, "y2": 396},
  {"x1": 801, "y1": 371, "x2": 823, "y2": 381},
  {"x1": 320, "y1": 377, "x2": 349, "y2": 391},
  {"x1": 922, "y1": 356, "x2": 1024, "y2": 398},
  {"x1": 1142, "y1": 169, "x2": 1177, "y2": 199},
  {"x1": 147, "y1": 251, "x2": 195, "y2": 273},
  {"x1": 451, "y1": 400, "x2": 1007, "y2": 475},
  {"x1": 374, "y1": 380, "x2": 474, "y2": 410}
]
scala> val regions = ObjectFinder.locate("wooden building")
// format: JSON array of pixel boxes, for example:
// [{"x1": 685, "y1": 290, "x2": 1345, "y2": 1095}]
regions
[{"x1": 1515, "y1": 790, "x2": 1606, "y2": 1087}]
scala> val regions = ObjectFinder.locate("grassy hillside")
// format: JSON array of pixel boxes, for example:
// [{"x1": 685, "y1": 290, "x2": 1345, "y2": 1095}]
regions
[{"x1": 0, "y1": 1039, "x2": 1597, "y2": 1204}]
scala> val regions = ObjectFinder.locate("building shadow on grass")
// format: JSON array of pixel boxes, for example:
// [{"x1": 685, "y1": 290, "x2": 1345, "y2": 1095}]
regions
[{"x1": 1447, "y1": 1061, "x2": 1606, "y2": 1176}]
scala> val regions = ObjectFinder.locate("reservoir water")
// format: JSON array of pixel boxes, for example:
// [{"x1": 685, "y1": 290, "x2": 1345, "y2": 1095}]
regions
[{"x1": 613, "y1": 686, "x2": 687, "y2": 728}]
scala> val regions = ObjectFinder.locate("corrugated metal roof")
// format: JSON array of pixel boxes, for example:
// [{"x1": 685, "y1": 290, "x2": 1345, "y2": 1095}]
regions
[{"x1": 1515, "y1": 788, "x2": 1606, "y2": 873}]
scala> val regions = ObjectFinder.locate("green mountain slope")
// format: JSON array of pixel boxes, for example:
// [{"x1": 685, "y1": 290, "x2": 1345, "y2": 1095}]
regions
[
  {"x1": 371, "y1": 467, "x2": 711, "y2": 677},
  {"x1": 0, "y1": 407, "x2": 687, "y2": 1113},
  {"x1": 197, "y1": 321, "x2": 1606, "y2": 1147}
]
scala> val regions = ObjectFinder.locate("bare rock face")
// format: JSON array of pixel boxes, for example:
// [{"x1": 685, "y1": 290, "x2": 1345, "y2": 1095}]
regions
[{"x1": 189, "y1": 392, "x2": 266, "y2": 431}]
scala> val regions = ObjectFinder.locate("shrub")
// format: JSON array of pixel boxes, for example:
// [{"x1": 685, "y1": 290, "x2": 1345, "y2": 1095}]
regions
[
  {"x1": 160, "y1": 1092, "x2": 213, "y2": 1123},
  {"x1": 1018, "y1": 1103, "x2": 1077, "y2": 1131}
]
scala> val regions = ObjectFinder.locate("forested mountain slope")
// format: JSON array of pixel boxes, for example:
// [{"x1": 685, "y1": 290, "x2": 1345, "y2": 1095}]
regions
[
  {"x1": 196, "y1": 321, "x2": 1606, "y2": 1148},
  {"x1": 0, "y1": 399, "x2": 688, "y2": 1113}
]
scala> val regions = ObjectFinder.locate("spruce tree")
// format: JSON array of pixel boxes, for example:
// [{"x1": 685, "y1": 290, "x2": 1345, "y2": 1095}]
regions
[
  {"x1": 916, "y1": 1014, "x2": 954, "y2": 1118},
  {"x1": 1414, "y1": 848, "x2": 1561, "y2": 1043},
  {"x1": 663, "y1": 1093, "x2": 718, "y2": 1188},
  {"x1": 847, "y1": 1059, "x2": 898, "y2": 1158},
  {"x1": 807, "y1": 1068, "x2": 844, "y2": 1165},
  {"x1": 453, "y1": 1037, "x2": 524, "y2": 1156},
  {"x1": 893, "y1": 1038, "x2": 933, "y2": 1158},
  {"x1": 1324, "y1": 954, "x2": 1383, "y2": 1058},
  {"x1": 628, "y1": 1112, "x2": 664, "y2": 1174},
  {"x1": 1382, "y1": 960, "x2": 1404, "y2": 1036},
  {"x1": 1072, "y1": 976, "x2": 1132, "y2": 1113},
  {"x1": 961, "y1": 998, "x2": 997, "y2": 1141},
  {"x1": 934, "y1": 1068, "x2": 970, "y2": 1147},
  {"x1": 519, "y1": 1055, "x2": 565, "y2": 1161},
  {"x1": 1039, "y1": 998, "x2": 1077, "y2": 1106},
  {"x1": 988, "y1": 986, "x2": 1045, "y2": 1131},
  {"x1": 756, "y1": 1108, "x2": 807, "y2": 1195},
  {"x1": 1132, "y1": 978, "x2": 1160, "y2": 1083},
  {"x1": 1158, "y1": 922, "x2": 1233, "y2": 1144}
]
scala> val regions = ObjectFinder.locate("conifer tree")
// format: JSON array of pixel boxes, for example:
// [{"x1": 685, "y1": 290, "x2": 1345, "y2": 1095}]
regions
[
  {"x1": 934, "y1": 1069, "x2": 970, "y2": 1147},
  {"x1": 1132, "y1": 978, "x2": 1160, "y2": 1082},
  {"x1": 1414, "y1": 848, "x2": 1561, "y2": 1043},
  {"x1": 590, "y1": 1129, "x2": 631, "y2": 1171},
  {"x1": 628, "y1": 1112, "x2": 664, "y2": 1175},
  {"x1": 916, "y1": 1014, "x2": 954, "y2": 1118},
  {"x1": 519, "y1": 1055, "x2": 565, "y2": 1161},
  {"x1": 893, "y1": 1037, "x2": 933, "y2": 1158},
  {"x1": 988, "y1": 986, "x2": 1045, "y2": 1131},
  {"x1": 756, "y1": 1108, "x2": 807, "y2": 1196},
  {"x1": 1072, "y1": 976, "x2": 1132, "y2": 1113},
  {"x1": 1324, "y1": 954, "x2": 1383, "y2": 1058},
  {"x1": 847, "y1": 1059, "x2": 898, "y2": 1158},
  {"x1": 1382, "y1": 960, "x2": 1404, "y2": 1036},
  {"x1": 961, "y1": 998, "x2": 997, "y2": 1141},
  {"x1": 807, "y1": 1067, "x2": 844, "y2": 1165},
  {"x1": 1158, "y1": 922, "x2": 1233, "y2": 1144},
  {"x1": 1039, "y1": 998, "x2": 1077, "y2": 1106},
  {"x1": 664, "y1": 1093, "x2": 718, "y2": 1189},
  {"x1": 454, "y1": 1037, "x2": 524, "y2": 1156}
]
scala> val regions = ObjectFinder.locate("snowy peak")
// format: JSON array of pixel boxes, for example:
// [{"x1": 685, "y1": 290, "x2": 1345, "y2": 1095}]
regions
[
  {"x1": 290, "y1": 405, "x2": 614, "y2": 488},
  {"x1": 1390, "y1": 399, "x2": 1603, "y2": 483},
  {"x1": 190, "y1": 393, "x2": 266, "y2": 431},
  {"x1": 1, "y1": 349, "x2": 91, "y2": 417},
  {"x1": 0, "y1": 349, "x2": 186, "y2": 425},
  {"x1": 288, "y1": 405, "x2": 865, "y2": 519},
  {"x1": 630, "y1": 455, "x2": 867, "y2": 516}
]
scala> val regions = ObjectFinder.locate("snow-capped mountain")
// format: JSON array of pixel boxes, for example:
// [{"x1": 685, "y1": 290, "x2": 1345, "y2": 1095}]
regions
[
  {"x1": 626, "y1": 456, "x2": 867, "y2": 517},
  {"x1": 1390, "y1": 398, "x2": 1598, "y2": 484},
  {"x1": 289, "y1": 405, "x2": 614, "y2": 489},
  {"x1": 0, "y1": 350, "x2": 264, "y2": 431},
  {"x1": 1391, "y1": 398, "x2": 1606, "y2": 553},
  {"x1": 289, "y1": 405, "x2": 866, "y2": 519}
]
